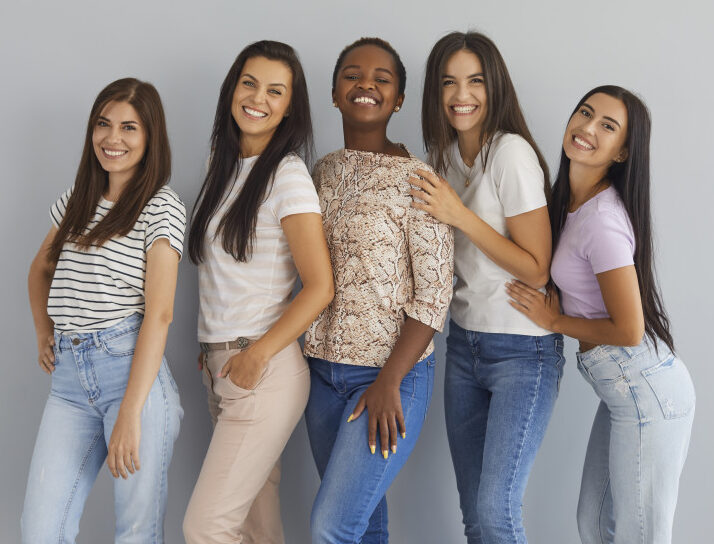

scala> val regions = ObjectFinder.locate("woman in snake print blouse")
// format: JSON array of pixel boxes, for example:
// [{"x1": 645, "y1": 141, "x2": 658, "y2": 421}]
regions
[{"x1": 303, "y1": 38, "x2": 454, "y2": 543}]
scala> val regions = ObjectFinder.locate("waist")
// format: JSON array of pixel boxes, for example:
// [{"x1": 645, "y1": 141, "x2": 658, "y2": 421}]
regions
[{"x1": 54, "y1": 312, "x2": 143, "y2": 351}]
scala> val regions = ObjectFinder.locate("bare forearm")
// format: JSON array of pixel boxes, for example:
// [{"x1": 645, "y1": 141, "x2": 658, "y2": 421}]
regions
[
  {"x1": 28, "y1": 261, "x2": 55, "y2": 339},
  {"x1": 552, "y1": 314, "x2": 643, "y2": 347},
  {"x1": 456, "y1": 208, "x2": 547, "y2": 288},
  {"x1": 378, "y1": 317, "x2": 436, "y2": 386}
]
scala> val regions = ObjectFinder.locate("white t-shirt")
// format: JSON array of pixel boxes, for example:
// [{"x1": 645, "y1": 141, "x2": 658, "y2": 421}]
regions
[
  {"x1": 446, "y1": 132, "x2": 550, "y2": 335},
  {"x1": 197, "y1": 154, "x2": 321, "y2": 342}
]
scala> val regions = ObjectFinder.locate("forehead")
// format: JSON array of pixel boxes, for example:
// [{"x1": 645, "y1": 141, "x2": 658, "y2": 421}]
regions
[
  {"x1": 99, "y1": 100, "x2": 140, "y2": 120},
  {"x1": 584, "y1": 93, "x2": 628, "y2": 126},
  {"x1": 341, "y1": 44, "x2": 396, "y2": 71},
  {"x1": 240, "y1": 56, "x2": 293, "y2": 84},
  {"x1": 445, "y1": 49, "x2": 483, "y2": 73}
]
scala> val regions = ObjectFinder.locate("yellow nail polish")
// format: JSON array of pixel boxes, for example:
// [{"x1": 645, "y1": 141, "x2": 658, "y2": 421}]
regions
[
  {"x1": 347, "y1": 414, "x2": 354, "y2": 423},
  {"x1": 401, "y1": 432, "x2": 406, "y2": 439},
  {"x1": 382, "y1": 450, "x2": 388, "y2": 459},
  {"x1": 370, "y1": 445, "x2": 376, "y2": 454},
  {"x1": 391, "y1": 445, "x2": 397, "y2": 454}
]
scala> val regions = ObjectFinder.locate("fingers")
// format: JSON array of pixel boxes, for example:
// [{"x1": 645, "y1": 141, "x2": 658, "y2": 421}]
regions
[
  {"x1": 349, "y1": 397, "x2": 366, "y2": 422},
  {"x1": 217, "y1": 360, "x2": 231, "y2": 378},
  {"x1": 124, "y1": 449, "x2": 135, "y2": 475},
  {"x1": 409, "y1": 188, "x2": 432, "y2": 204},
  {"x1": 413, "y1": 168, "x2": 441, "y2": 187},
  {"x1": 397, "y1": 410, "x2": 406, "y2": 440},
  {"x1": 197, "y1": 352, "x2": 205, "y2": 371},
  {"x1": 388, "y1": 415, "x2": 398, "y2": 455},
  {"x1": 368, "y1": 411, "x2": 377, "y2": 455},
  {"x1": 107, "y1": 450, "x2": 119, "y2": 479},
  {"x1": 379, "y1": 415, "x2": 390, "y2": 458}
]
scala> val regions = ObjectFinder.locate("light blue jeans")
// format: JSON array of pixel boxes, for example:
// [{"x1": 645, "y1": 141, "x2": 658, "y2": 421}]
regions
[
  {"x1": 576, "y1": 340, "x2": 694, "y2": 544},
  {"x1": 305, "y1": 354, "x2": 435, "y2": 544},
  {"x1": 21, "y1": 313, "x2": 183, "y2": 544},
  {"x1": 445, "y1": 320, "x2": 564, "y2": 544}
]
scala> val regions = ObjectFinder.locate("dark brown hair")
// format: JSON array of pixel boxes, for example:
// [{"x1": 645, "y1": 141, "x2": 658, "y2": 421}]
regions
[
  {"x1": 422, "y1": 31, "x2": 549, "y2": 198},
  {"x1": 49, "y1": 78, "x2": 171, "y2": 262},
  {"x1": 550, "y1": 85, "x2": 674, "y2": 352},
  {"x1": 332, "y1": 37, "x2": 406, "y2": 95},
  {"x1": 188, "y1": 40, "x2": 313, "y2": 263}
]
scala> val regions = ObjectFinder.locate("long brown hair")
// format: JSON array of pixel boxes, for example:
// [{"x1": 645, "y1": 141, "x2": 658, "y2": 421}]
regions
[
  {"x1": 49, "y1": 78, "x2": 171, "y2": 262},
  {"x1": 188, "y1": 40, "x2": 313, "y2": 263},
  {"x1": 422, "y1": 31, "x2": 550, "y2": 198},
  {"x1": 550, "y1": 86, "x2": 674, "y2": 352}
]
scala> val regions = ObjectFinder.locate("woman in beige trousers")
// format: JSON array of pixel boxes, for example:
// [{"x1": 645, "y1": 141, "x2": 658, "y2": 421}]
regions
[{"x1": 182, "y1": 40, "x2": 333, "y2": 544}]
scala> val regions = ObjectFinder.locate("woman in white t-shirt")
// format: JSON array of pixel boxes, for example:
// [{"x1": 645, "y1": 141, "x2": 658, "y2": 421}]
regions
[
  {"x1": 410, "y1": 32, "x2": 564, "y2": 543},
  {"x1": 182, "y1": 41, "x2": 333, "y2": 544}
]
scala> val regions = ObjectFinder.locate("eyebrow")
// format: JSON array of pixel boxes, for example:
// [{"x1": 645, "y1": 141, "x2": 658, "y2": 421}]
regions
[
  {"x1": 442, "y1": 72, "x2": 484, "y2": 79},
  {"x1": 98, "y1": 115, "x2": 139, "y2": 125},
  {"x1": 341, "y1": 65, "x2": 394, "y2": 77},
  {"x1": 242, "y1": 73, "x2": 288, "y2": 90},
  {"x1": 582, "y1": 102, "x2": 622, "y2": 128}
]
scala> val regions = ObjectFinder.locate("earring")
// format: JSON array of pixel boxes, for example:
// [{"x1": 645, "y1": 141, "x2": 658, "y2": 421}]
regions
[
  {"x1": 393, "y1": 106, "x2": 400, "y2": 112},
  {"x1": 333, "y1": 100, "x2": 338, "y2": 107}
]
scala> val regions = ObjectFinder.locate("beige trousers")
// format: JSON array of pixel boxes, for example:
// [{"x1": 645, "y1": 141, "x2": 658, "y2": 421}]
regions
[{"x1": 183, "y1": 341, "x2": 310, "y2": 544}]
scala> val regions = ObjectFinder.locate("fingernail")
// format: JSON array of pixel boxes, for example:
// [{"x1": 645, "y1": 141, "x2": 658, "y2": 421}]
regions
[
  {"x1": 391, "y1": 445, "x2": 397, "y2": 454},
  {"x1": 401, "y1": 432, "x2": 406, "y2": 439},
  {"x1": 382, "y1": 450, "x2": 388, "y2": 459},
  {"x1": 370, "y1": 445, "x2": 376, "y2": 454},
  {"x1": 347, "y1": 414, "x2": 354, "y2": 423}
]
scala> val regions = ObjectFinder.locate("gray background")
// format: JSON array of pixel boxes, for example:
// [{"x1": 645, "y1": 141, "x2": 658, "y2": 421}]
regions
[{"x1": 1, "y1": 0, "x2": 711, "y2": 542}]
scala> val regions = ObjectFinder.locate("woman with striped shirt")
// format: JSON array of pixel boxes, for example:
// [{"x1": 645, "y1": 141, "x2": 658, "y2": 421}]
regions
[{"x1": 22, "y1": 78, "x2": 185, "y2": 543}]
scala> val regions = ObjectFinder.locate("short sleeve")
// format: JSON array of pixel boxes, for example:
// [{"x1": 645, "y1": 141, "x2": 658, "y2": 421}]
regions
[
  {"x1": 50, "y1": 187, "x2": 73, "y2": 228},
  {"x1": 585, "y1": 210, "x2": 635, "y2": 274},
  {"x1": 144, "y1": 188, "x2": 187, "y2": 260},
  {"x1": 269, "y1": 156, "x2": 321, "y2": 220},
  {"x1": 490, "y1": 135, "x2": 547, "y2": 217},
  {"x1": 404, "y1": 204, "x2": 454, "y2": 331}
]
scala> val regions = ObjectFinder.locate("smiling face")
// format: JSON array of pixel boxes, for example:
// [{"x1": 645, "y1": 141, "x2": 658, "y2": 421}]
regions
[
  {"x1": 563, "y1": 92, "x2": 629, "y2": 170},
  {"x1": 441, "y1": 49, "x2": 488, "y2": 139},
  {"x1": 231, "y1": 55, "x2": 293, "y2": 156},
  {"x1": 92, "y1": 100, "x2": 147, "y2": 186},
  {"x1": 333, "y1": 44, "x2": 403, "y2": 129}
]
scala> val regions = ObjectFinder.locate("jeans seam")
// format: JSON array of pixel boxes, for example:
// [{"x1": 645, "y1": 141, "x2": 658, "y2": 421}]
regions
[
  {"x1": 597, "y1": 477, "x2": 610, "y2": 544},
  {"x1": 58, "y1": 428, "x2": 104, "y2": 542}
]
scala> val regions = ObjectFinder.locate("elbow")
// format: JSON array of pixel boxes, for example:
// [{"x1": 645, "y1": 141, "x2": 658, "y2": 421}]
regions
[
  {"x1": 145, "y1": 308, "x2": 174, "y2": 328},
  {"x1": 321, "y1": 280, "x2": 335, "y2": 309},
  {"x1": 520, "y1": 271, "x2": 550, "y2": 290},
  {"x1": 621, "y1": 323, "x2": 645, "y2": 347}
]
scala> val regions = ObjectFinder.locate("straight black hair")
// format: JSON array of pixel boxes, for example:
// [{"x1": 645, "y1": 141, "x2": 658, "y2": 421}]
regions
[
  {"x1": 550, "y1": 85, "x2": 674, "y2": 352},
  {"x1": 188, "y1": 40, "x2": 313, "y2": 263}
]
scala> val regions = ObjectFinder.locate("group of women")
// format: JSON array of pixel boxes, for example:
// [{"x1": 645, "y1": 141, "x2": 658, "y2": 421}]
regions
[{"x1": 21, "y1": 30, "x2": 694, "y2": 544}]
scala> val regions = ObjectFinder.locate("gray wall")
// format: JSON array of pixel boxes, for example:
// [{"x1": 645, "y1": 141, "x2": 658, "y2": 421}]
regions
[{"x1": 1, "y1": 1, "x2": 711, "y2": 542}]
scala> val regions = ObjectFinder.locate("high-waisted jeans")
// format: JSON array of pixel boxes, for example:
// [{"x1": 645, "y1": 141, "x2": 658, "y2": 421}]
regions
[
  {"x1": 21, "y1": 313, "x2": 183, "y2": 544},
  {"x1": 576, "y1": 339, "x2": 695, "y2": 544},
  {"x1": 444, "y1": 320, "x2": 564, "y2": 544},
  {"x1": 305, "y1": 354, "x2": 435, "y2": 544}
]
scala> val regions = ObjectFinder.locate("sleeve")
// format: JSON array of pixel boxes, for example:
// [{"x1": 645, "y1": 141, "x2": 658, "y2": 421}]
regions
[
  {"x1": 269, "y1": 156, "x2": 321, "y2": 220},
  {"x1": 490, "y1": 136, "x2": 547, "y2": 217},
  {"x1": 403, "y1": 204, "x2": 455, "y2": 332},
  {"x1": 144, "y1": 189, "x2": 187, "y2": 260},
  {"x1": 585, "y1": 210, "x2": 635, "y2": 274},
  {"x1": 49, "y1": 187, "x2": 73, "y2": 228}
]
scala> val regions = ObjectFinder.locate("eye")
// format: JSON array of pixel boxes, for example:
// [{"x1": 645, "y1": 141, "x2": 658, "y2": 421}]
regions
[
  {"x1": 268, "y1": 88, "x2": 282, "y2": 95},
  {"x1": 122, "y1": 124, "x2": 137, "y2": 131},
  {"x1": 470, "y1": 77, "x2": 484, "y2": 85},
  {"x1": 375, "y1": 77, "x2": 391, "y2": 84},
  {"x1": 97, "y1": 120, "x2": 109, "y2": 127},
  {"x1": 580, "y1": 108, "x2": 592, "y2": 118},
  {"x1": 602, "y1": 122, "x2": 615, "y2": 132},
  {"x1": 442, "y1": 79, "x2": 455, "y2": 87},
  {"x1": 344, "y1": 74, "x2": 359, "y2": 81},
  {"x1": 242, "y1": 80, "x2": 255, "y2": 88}
]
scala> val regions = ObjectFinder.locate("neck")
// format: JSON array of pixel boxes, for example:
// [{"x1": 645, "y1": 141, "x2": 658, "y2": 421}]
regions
[
  {"x1": 568, "y1": 161, "x2": 610, "y2": 211},
  {"x1": 240, "y1": 133, "x2": 271, "y2": 158},
  {"x1": 456, "y1": 127, "x2": 483, "y2": 168},
  {"x1": 343, "y1": 121, "x2": 390, "y2": 154},
  {"x1": 105, "y1": 171, "x2": 133, "y2": 202}
]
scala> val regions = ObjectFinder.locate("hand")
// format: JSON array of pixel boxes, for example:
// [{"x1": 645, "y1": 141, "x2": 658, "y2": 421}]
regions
[
  {"x1": 107, "y1": 410, "x2": 141, "y2": 479},
  {"x1": 197, "y1": 351, "x2": 205, "y2": 371},
  {"x1": 408, "y1": 168, "x2": 467, "y2": 227},
  {"x1": 37, "y1": 334, "x2": 55, "y2": 374},
  {"x1": 348, "y1": 374, "x2": 405, "y2": 459},
  {"x1": 217, "y1": 348, "x2": 268, "y2": 390},
  {"x1": 506, "y1": 280, "x2": 561, "y2": 331}
]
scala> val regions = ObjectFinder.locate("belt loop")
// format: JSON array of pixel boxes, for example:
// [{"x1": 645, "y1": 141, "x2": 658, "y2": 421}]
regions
[
  {"x1": 55, "y1": 332, "x2": 62, "y2": 354},
  {"x1": 225, "y1": 341, "x2": 231, "y2": 351},
  {"x1": 92, "y1": 331, "x2": 101, "y2": 348}
]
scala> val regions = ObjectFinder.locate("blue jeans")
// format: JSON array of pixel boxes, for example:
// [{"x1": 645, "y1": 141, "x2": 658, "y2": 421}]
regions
[
  {"x1": 305, "y1": 354, "x2": 435, "y2": 544},
  {"x1": 445, "y1": 320, "x2": 564, "y2": 544},
  {"x1": 576, "y1": 340, "x2": 695, "y2": 544},
  {"x1": 21, "y1": 313, "x2": 183, "y2": 544}
]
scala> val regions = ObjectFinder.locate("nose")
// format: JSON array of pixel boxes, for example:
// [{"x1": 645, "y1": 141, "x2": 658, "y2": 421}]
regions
[
  {"x1": 357, "y1": 78, "x2": 375, "y2": 91},
  {"x1": 455, "y1": 82, "x2": 471, "y2": 102},
  {"x1": 107, "y1": 125, "x2": 122, "y2": 143}
]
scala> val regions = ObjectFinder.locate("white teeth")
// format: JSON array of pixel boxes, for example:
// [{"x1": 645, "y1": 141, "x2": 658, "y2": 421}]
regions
[
  {"x1": 452, "y1": 105, "x2": 476, "y2": 113},
  {"x1": 104, "y1": 149, "x2": 127, "y2": 157},
  {"x1": 243, "y1": 106, "x2": 267, "y2": 118},
  {"x1": 353, "y1": 96, "x2": 377, "y2": 105},
  {"x1": 574, "y1": 136, "x2": 594, "y2": 150}
]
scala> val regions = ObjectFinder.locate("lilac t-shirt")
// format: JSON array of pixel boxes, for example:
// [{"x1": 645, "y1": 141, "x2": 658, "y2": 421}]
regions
[{"x1": 551, "y1": 186, "x2": 635, "y2": 319}]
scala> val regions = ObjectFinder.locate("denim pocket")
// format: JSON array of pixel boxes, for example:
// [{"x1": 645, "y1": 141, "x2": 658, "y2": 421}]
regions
[
  {"x1": 101, "y1": 330, "x2": 139, "y2": 357},
  {"x1": 642, "y1": 356, "x2": 695, "y2": 419},
  {"x1": 582, "y1": 358, "x2": 625, "y2": 384}
]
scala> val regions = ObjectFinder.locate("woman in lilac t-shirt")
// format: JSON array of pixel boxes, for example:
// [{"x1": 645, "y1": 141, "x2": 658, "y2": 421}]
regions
[{"x1": 507, "y1": 86, "x2": 694, "y2": 544}]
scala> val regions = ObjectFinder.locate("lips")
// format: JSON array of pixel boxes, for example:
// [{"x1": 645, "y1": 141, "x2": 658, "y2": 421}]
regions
[
  {"x1": 572, "y1": 135, "x2": 595, "y2": 151},
  {"x1": 351, "y1": 92, "x2": 380, "y2": 106},
  {"x1": 242, "y1": 106, "x2": 268, "y2": 119},
  {"x1": 102, "y1": 148, "x2": 128, "y2": 158},
  {"x1": 450, "y1": 104, "x2": 477, "y2": 115}
]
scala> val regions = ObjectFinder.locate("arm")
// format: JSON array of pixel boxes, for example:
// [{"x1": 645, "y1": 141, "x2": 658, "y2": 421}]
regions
[
  {"x1": 28, "y1": 227, "x2": 58, "y2": 374},
  {"x1": 218, "y1": 212, "x2": 334, "y2": 387},
  {"x1": 410, "y1": 168, "x2": 551, "y2": 288},
  {"x1": 506, "y1": 265, "x2": 645, "y2": 346},
  {"x1": 106, "y1": 238, "x2": 179, "y2": 479}
]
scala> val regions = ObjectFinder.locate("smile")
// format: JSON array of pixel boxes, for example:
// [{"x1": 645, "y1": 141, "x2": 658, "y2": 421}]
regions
[
  {"x1": 353, "y1": 96, "x2": 378, "y2": 105},
  {"x1": 572, "y1": 135, "x2": 595, "y2": 150},
  {"x1": 102, "y1": 148, "x2": 128, "y2": 158},
  {"x1": 243, "y1": 106, "x2": 268, "y2": 119},
  {"x1": 451, "y1": 104, "x2": 477, "y2": 115}
]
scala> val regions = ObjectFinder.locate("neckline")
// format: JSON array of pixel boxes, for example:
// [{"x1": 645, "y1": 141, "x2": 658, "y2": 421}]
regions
[
  {"x1": 568, "y1": 185, "x2": 614, "y2": 216},
  {"x1": 342, "y1": 144, "x2": 412, "y2": 160}
]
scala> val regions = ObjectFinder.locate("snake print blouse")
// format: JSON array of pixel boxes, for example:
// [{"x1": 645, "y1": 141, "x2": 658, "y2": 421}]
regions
[{"x1": 304, "y1": 148, "x2": 454, "y2": 367}]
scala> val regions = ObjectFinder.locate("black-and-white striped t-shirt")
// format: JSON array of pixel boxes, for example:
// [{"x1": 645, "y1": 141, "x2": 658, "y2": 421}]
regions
[{"x1": 48, "y1": 186, "x2": 186, "y2": 332}]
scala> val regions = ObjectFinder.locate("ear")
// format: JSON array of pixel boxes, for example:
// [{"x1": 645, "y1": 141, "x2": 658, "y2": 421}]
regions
[
  {"x1": 396, "y1": 94, "x2": 405, "y2": 110},
  {"x1": 614, "y1": 147, "x2": 628, "y2": 163}
]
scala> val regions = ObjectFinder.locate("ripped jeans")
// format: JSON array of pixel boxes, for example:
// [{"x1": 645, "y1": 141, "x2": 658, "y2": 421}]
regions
[{"x1": 576, "y1": 339, "x2": 694, "y2": 544}]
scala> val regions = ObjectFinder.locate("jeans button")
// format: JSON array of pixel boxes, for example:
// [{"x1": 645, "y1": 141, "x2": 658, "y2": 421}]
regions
[{"x1": 72, "y1": 338, "x2": 81, "y2": 345}]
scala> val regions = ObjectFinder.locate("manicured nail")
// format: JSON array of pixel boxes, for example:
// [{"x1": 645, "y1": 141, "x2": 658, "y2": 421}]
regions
[
  {"x1": 347, "y1": 414, "x2": 354, "y2": 423},
  {"x1": 370, "y1": 445, "x2": 376, "y2": 454},
  {"x1": 382, "y1": 450, "x2": 388, "y2": 459},
  {"x1": 401, "y1": 432, "x2": 406, "y2": 439},
  {"x1": 391, "y1": 445, "x2": 397, "y2": 454}
]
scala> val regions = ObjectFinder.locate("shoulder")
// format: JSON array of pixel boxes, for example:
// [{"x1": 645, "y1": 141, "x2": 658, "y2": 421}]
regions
[
  {"x1": 489, "y1": 132, "x2": 539, "y2": 167},
  {"x1": 145, "y1": 186, "x2": 186, "y2": 218},
  {"x1": 594, "y1": 188, "x2": 633, "y2": 229}
]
